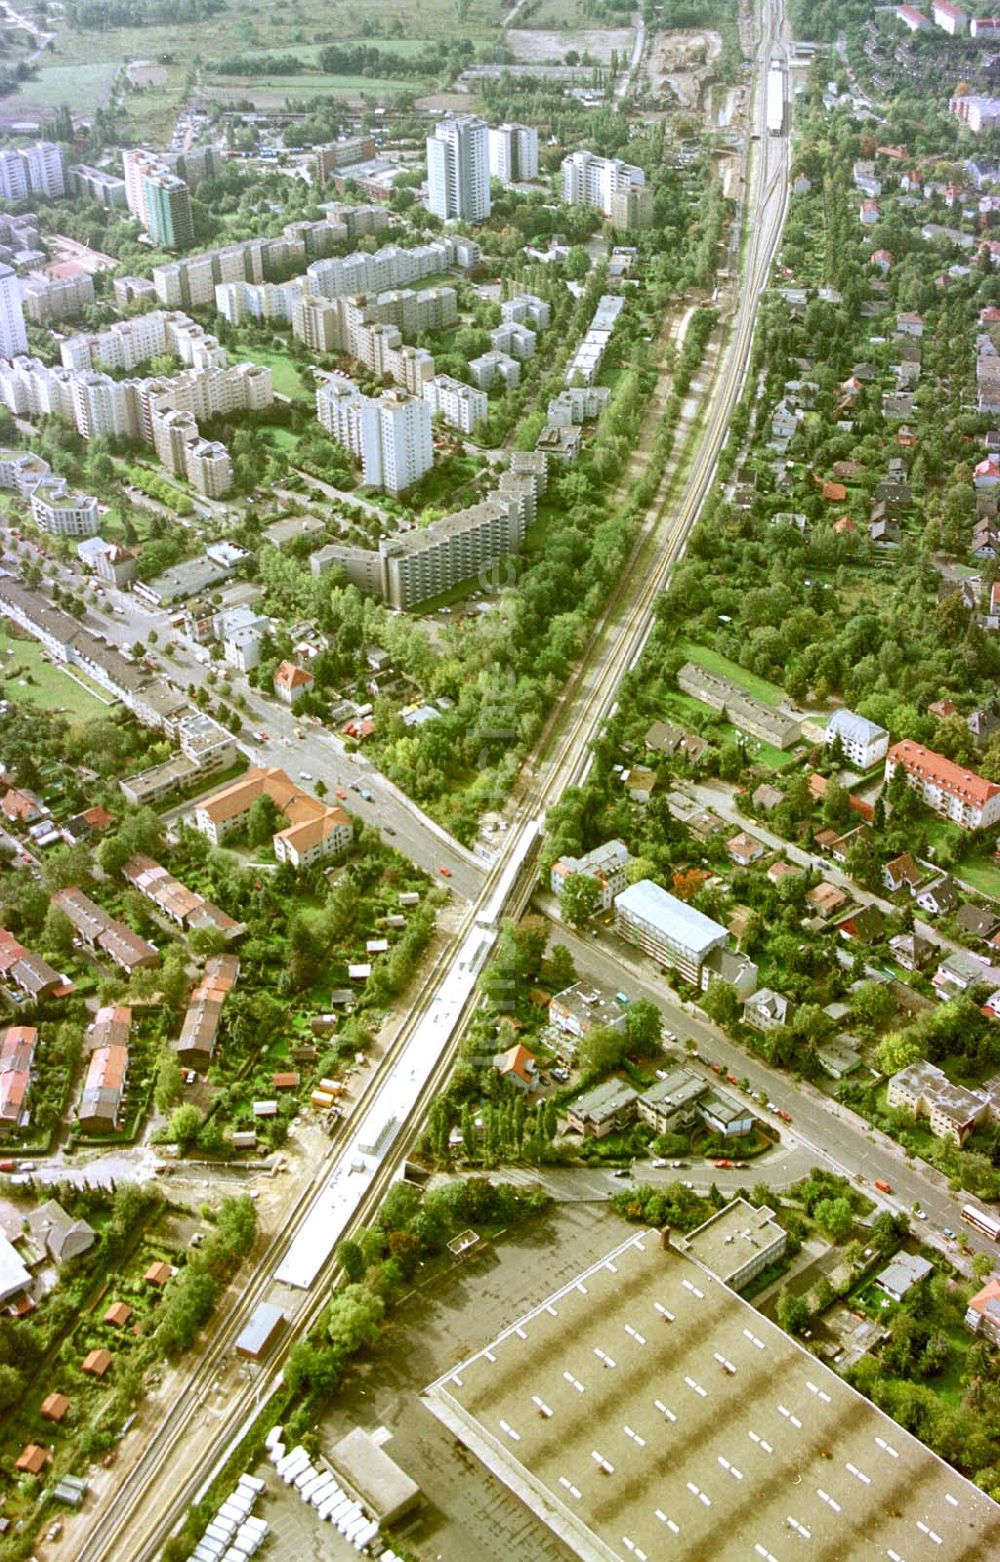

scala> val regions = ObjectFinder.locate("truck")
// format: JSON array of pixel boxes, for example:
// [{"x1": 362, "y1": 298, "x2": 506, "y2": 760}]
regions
[
  {"x1": 766, "y1": 64, "x2": 785, "y2": 136},
  {"x1": 874, "y1": 1178, "x2": 893, "y2": 1194}
]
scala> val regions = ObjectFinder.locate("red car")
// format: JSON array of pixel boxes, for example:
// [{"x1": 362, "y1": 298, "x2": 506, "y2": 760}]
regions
[
  {"x1": 710, "y1": 1062, "x2": 723, "y2": 1074},
  {"x1": 726, "y1": 1074, "x2": 739, "y2": 1085},
  {"x1": 777, "y1": 1109, "x2": 792, "y2": 1123},
  {"x1": 439, "y1": 866, "x2": 452, "y2": 878},
  {"x1": 713, "y1": 1159, "x2": 733, "y2": 1170},
  {"x1": 335, "y1": 789, "x2": 347, "y2": 800}
]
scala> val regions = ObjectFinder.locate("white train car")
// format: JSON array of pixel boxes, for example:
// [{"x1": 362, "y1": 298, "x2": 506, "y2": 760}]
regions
[{"x1": 767, "y1": 65, "x2": 785, "y2": 135}]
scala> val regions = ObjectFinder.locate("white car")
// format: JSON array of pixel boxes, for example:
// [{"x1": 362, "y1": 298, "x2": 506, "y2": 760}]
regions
[
  {"x1": 652, "y1": 1159, "x2": 668, "y2": 1169},
  {"x1": 299, "y1": 771, "x2": 313, "y2": 780}
]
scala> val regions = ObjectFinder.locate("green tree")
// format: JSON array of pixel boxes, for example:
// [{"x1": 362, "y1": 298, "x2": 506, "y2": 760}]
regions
[
  {"x1": 40, "y1": 903, "x2": 75, "y2": 961},
  {"x1": 813, "y1": 1195, "x2": 854, "y2": 1242},
  {"x1": 557, "y1": 872, "x2": 602, "y2": 927},
  {"x1": 326, "y1": 1283, "x2": 384, "y2": 1354},
  {"x1": 337, "y1": 1239, "x2": 365, "y2": 1283},
  {"x1": 625, "y1": 998, "x2": 663, "y2": 1055},
  {"x1": 577, "y1": 1023, "x2": 628, "y2": 1075},
  {"x1": 875, "y1": 1029, "x2": 924, "y2": 1076},
  {"x1": 168, "y1": 1103, "x2": 203, "y2": 1148},
  {"x1": 776, "y1": 1288, "x2": 811, "y2": 1335},
  {"x1": 154, "y1": 1051, "x2": 182, "y2": 1114},
  {"x1": 247, "y1": 794, "x2": 281, "y2": 848},
  {"x1": 701, "y1": 978, "x2": 739, "y2": 1030}
]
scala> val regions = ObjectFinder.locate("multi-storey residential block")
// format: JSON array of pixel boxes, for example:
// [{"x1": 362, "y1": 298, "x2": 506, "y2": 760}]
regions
[
  {"x1": 550, "y1": 839, "x2": 630, "y2": 912},
  {"x1": 194, "y1": 767, "x2": 352, "y2": 868},
  {"x1": 22, "y1": 272, "x2": 95, "y2": 325},
  {"x1": 426, "y1": 116, "x2": 491, "y2": 223},
  {"x1": 359, "y1": 390, "x2": 434, "y2": 494},
  {"x1": 378, "y1": 496, "x2": 519, "y2": 610},
  {"x1": 826, "y1": 708, "x2": 890, "y2": 769},
  {"x1": 887, "y1": 1059, "x2": 1000, "y2": 1144},
  {"x1": 69, "y1": 163, "x2": 129, "y2": 207},
  {"x1": 422, "y1": 374, "x2": 488, "y2": 433},
  {"x1": 885, "y1": 740, "x2": 1000, "y2": 829},
  {"x1": 614, "y1": 879, "x2": 728, "y2": 983},
  {"x1": 30, "y1": 478, "x2": 100, "y2": 536},
  {"x1": 0, "y1": 265, "x2": 28, "y2": 360},
  {"x1": 487, "y1": 123, "x2": 539, "y2": 184},
  {"x1": 561, "y1": 150, "x2": 646, "y2": 217}
]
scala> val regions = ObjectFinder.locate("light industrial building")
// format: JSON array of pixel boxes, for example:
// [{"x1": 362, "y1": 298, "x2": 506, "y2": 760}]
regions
[{"x1": 424, "y1": 1227, "x2": 1000, "y2": 1562}]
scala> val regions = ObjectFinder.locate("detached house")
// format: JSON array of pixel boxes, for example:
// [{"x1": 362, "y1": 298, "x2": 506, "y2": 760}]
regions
[
  {"x1": 743, "y1": 987, "x2": 795, "y2": 1031},
  {"x1": 883, "y1": 852, "x2": 922, "y2": 893},
  {"x1": 273, "y1": 661, "x2": 314, "y2": 705}
]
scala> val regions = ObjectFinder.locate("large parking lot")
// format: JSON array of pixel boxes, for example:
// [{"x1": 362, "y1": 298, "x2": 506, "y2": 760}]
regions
[{"x1": 258, "y1": 1200, "x2": 632, "y2": 1561}]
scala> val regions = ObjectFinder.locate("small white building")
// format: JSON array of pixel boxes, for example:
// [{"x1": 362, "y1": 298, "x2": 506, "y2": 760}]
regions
[{"x1": 826, "y1": 708, "x2": 890, "y2": 770}]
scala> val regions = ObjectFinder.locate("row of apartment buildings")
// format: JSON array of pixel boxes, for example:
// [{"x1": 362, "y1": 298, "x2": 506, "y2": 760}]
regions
[
  {"x1": 0, "y1": 447, "x2": 99, "y2": 536},
  {"x1": 0, "y1": 142, "x2": 66, "y2": 203}
]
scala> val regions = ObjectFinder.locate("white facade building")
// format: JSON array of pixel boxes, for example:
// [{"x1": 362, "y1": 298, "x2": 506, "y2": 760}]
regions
[
  {"x1": 22, "y1": 142, "x2": 66, "y2": 198},
  {"x1": 561, "y1": 150, "x2": 646, "y2": 218},
  {"x1": 30, "y1": 480, "x2": 100, "y2": 537},
  {"x1": 422, "y1": 374, "x2": 488, "y2": 433},
  {"x1": 0, "y1": 264, "x2": 28, "y2": 360},
  {"x1": 359, "y1": 391, "x2": 434, "y2": 495},
  {"x1": 426, "y1": 116, "x2": 491, "y2": 223},
  {"x1": 488, "y1": 123, "x2": 539, "y2": 185},
  {"x1": 614, "y1": 879, "x2": 728, "y2": 984},
  {"x1": 826, "y1": 708, "x2": 890, "y2": 770},
  {"x1": 0, "y1": 150, "x2": 29, "y2": 203}
]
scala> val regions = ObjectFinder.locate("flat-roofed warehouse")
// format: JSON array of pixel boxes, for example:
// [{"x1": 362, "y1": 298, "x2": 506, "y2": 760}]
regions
[{"x1": 423, "y1": 1229, "x2": 1000, "y2": 1562}]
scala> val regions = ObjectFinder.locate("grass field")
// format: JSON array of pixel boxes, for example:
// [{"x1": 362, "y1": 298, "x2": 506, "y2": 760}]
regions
[
  {"x1": 9, "y1": 59, "x2": 121, "y2": 111},
  {"x1": 0, "y1": 627, "x2": 112, "y2": 721},
  {"x1": 678, "y1": 639, "x2": 790, "y2": 709},
  {"x1": 201, "y1": 73, "x2": 423, "y2": 99},
  {"x1": 235, "y1": 342, "x2": 309, "y2": 399}
]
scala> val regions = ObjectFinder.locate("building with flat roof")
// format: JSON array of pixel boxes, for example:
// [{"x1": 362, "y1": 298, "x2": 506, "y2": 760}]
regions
[
  {"x1": 424, "y1": 1227, "x2": 1000, "y2": 1562},
  {"x1": 549, "y1": 982, "x2": 627, "y2": 1045},
  {"x1": 677, "y1": 1197, "x2": 787, "y2": 1292},
  {"x1": 426, "y1": 115, "x2": 491, "y2": 223},
  {"x1": 488, "y1": 123, "x2": 539, "y2": 185},
  {"x1": 564, "y1": 1077, "x2": 638, "y2": 1138},
  {"x1": 636, "y1": 1065, "x2": 707, "y2": 1136},
  {"x1": 875, "y1": 1250, "x2": 934, "y2": 1302},
  {"x1": 614, "y1": 879, "x2": 727, "y2": 983}
]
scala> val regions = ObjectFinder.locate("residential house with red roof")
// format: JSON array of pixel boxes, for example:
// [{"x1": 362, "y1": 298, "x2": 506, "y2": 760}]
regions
[{"x1": 886, "y1": 741, "x2": 1000, "y2": 829}]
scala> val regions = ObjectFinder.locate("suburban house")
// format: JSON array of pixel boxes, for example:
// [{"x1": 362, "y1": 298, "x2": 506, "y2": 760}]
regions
[
  {"x1": 726, "y1": 832, "x2": 765, "y2": 867},
  {"x1": 954, "y1": 903, "x2": 1000, "y2": 941},
  {"x1": 193, "y1": 766, "x2": 353, "y2": 869},
  {"x1": 933, "y1": 949, "x2": 999, "y2": 998},
  {"x1": 175, "y1": 954, "x2": 239, "y2": 1070},
  {"x1": 78, "y1": 1043, "x2": 128, "y2": 1134},
  {"x1": 550, "y1": 839, "x2": 630, "y2": 913},
  {"x1": 51, "y1": 887, "x2": 159, "y2": 973},
  {"x1": 886, "y1": 741, "x2": 1000, "y2": 829},
  {"x1": 273, "y1": 661, "x2": 314, "y2": 704},
  {"x1": 805, "y1": 881, "x2": 848, "y2": 917},
  {"x1": 549, "y1": 982, "x2": 627, "y2": 1045},
  {"x1": 742, "y1": 988, "x2": 795, "y2": 1032},
  {"x1": 915, "y1": 875, "x2": 961, "y2": 917},
  {"x1": 876, "y1": 1252, "x2": 933, "y2": 1303},
  {"x1": 0, "y1": 1025, "x2": 37, "y2": 1132},
  {"x1": 26, "y1": 1200, "x2": 96, "y2": 1263},
  {"x1": 837, "y1": 904, "x2": 886, "y2": 945},
  {"x1": 122, "y1": 854, "x2": 242, "y2": 941},
  {"x1": 883, "y1": 852, "x2": 922, "y2": 893},
  {"x1": 644, "y1": 720, "x2": 708, "y2": 765},
  {"x1": 889, "y1": 931, "x2": 936, "y2": 970},
  {"x1": 492, "y1": 1042, "x2": 538, "y2": 1093},
  {"x1": 886, "y1": 1058, "x2": 1000, "y2": 1145},
  {"x1": 826, "y1": 708, "x2": 890, "y2": 770},
  {"x1": 0, "y1": 928, "x2": 66, "y2": 1001}
]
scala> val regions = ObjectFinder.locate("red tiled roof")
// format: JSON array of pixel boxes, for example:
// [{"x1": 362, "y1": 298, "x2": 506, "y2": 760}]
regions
[{"x1": 888, "y1": 740, "x2": 1000, "y2": 807}]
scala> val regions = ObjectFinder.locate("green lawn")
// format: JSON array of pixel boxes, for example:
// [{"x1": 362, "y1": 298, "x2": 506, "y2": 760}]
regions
[
  {"x1": 922, "y1": 818, "x2": 1000, "y2": 901},
  {"x1": 9, "y1": 59, "x2": 120, "y2": 110},
  {"x1": 203, "y1": 72, "x2": 421, "y2": 98},
  {"x1": 678, "y1": 639, "x2": 789, "y2": 709},
  {"x1": 236, "y1": 343, "x2": 310, "y2": 400},
  {"x1": 0, "y1": 627, "x2": 113, "y2": 720},
  {"x1": 660, "y1": 690, "x2": 800, "y2": 772}
]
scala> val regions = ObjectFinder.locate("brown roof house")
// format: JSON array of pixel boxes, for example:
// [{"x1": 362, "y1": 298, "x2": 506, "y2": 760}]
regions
[
  {"x1": 39, "y1": 1393, "x2": 69, "y2": 1423},
  {"x1": 273, "y1": 661, "x2": 314, "y2": 704},
  {"x1": 15, "y1": 1443, "x2": 50, "y2": 1476},
  {"x1": 103, "y1": 1301, "x2": 133, "y2": 1327},
  {"x1": 492, "y1": 1043, "x2": 538, "y2": 1093},
  {"x1": 81, "y1": 1349, "x2": 112, "y2": 1378}
]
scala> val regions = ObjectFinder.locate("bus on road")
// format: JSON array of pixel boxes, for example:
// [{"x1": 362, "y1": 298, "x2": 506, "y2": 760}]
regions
[{"x1": 961, "y1": 1204, "x2": 1000, "y2": 1242}]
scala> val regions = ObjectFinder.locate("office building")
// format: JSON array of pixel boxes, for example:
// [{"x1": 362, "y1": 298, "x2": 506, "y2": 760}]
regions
[
  {"x1": 0, "y1": 264, "x2": 29, "y2": 359},
  {"x1": 561, "y1": 149, "x2": 646, "y2": 218},
  {"x1": 676, "y1": 1197, "x2": 787, "y2": 1292},
  {"x1": 488, "y1": 123, "x2": 539, "y2": 184},
  {"x1": 359, "y1": 390, "x2": 433, "y2": 495},
  {"x1": 426, "y1": 116, "x2": 491, "y2": 223},
  {"x1": 614, "y1": 878, "x2": 727, "y2": 983},
  {"x1": 425, "y1": 1227, "x2": 1000, "y2": 1562},
  {"x1": 422, "y1": 373, "x2": 488, "y2": 433}
]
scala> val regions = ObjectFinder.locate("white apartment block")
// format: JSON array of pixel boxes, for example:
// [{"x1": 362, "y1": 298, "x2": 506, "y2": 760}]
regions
[
  {"x1": 488, "y1": 123, "x2": 539, "y2": 185},
  {"x1": 887, "y1": 1059, "x2": 997, "y2": 1145},
  {"x1": 30, "y1": 479, "x2": 100, "y2": 537},
  {"x1": 826, "y1": 708, "x2": 890, "y2": 770},
  {"x1": 23, "y1": 272, "x2": 95, "y2": 325},
  {"x1": 0, "y1": 265, "x2": 28, "y2": 361},
  {"x1": 426, "y1": 116, "x2": 491, "y2": 223},
  {"x1": 468, "y1": 351, "x2": 521, "y2": 391},
  {"x1": 316, "y1": 373, "x2": 365, "y2": 457},
  {"x1": 491, "y1": 322, "x2": 536, "y2": 361},
  {"x1": 305, "y1": 238, "x2": 456, "y2": 302},
  {"x1": 359, "y1": 391, "x2": 434, "y2": 495},
  {"x1": 69, "y1": 163, "x2": 129, "y2": 208},
  {"x1": 22, "y1": 142, "x2": 66, "y2": 198},
  {"x1": 0, "y1": 448, "x2": 50, "y2": 495},
  {"x1": 422, "y1": 374, "x2": 488, "y2": 433},
  {"x1": 214, "y1": 280, "x2": 301, "y2": 326},
  {"x1": 0, "y1": 143, "x2": 64, "y2": 200},
  {"x1": 501, "y1": 293, "x2": 551, "y2": 330},
  {"x1": 932, "y1": 0, "x2": 967, "y2": 33},
  {"x1": 60, "y1": 310, "x2": 227, "y2": 375},
  {"x1": 0, "y1": 150, "x2": 29, "y2": 203},
  {"x1": 561, "y1": 150, "x2": 646, "y2": 218},
  {"x1": 214, "y1": 606, "x2": 270, "y2": 672},
  {"x1": 551, "y1": 839, "x2": 630, "y2": 912},
  {"x1": 547, "y1": 385, "x2": 611, "y2": 425}
]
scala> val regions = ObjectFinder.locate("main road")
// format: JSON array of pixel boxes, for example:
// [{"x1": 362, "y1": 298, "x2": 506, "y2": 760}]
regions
[{"x1": 73, "y1": 5, "x2": 797, "y2": 1556}]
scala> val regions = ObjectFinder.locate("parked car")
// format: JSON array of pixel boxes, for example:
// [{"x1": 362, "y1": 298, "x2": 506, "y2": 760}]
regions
[
  {"x1": 439, "y1": 866, "x2": 452, "y2": 878},
  {"x1": 943, "y1": 1227, "x2": 956, "y2": 1239},
  {"x1": 670, "y1": 1160, "x2": 688, "y2": 1169},
  {"x1": 552, "y1": 1067, "x2": 569, "y2": 1082},
  {"x1": 335, "y1": 789, "x2": 347, "y2": 800},
  {"x1": 298, "y1": 770, "x2": 313, "y2": 781},
  {"x1": 713, "y1": 1159, "x2": 733, "y2": 1169},
  {"x1": 652, "y1": 1159, "x2": 668, "y2": 1169},
  {"x1": 777, "y1": 1109, "x2": 792, "y2": 1123},
  {"x1": 612, "y1": 1168, "x2": 631, "y2": 1178}
]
